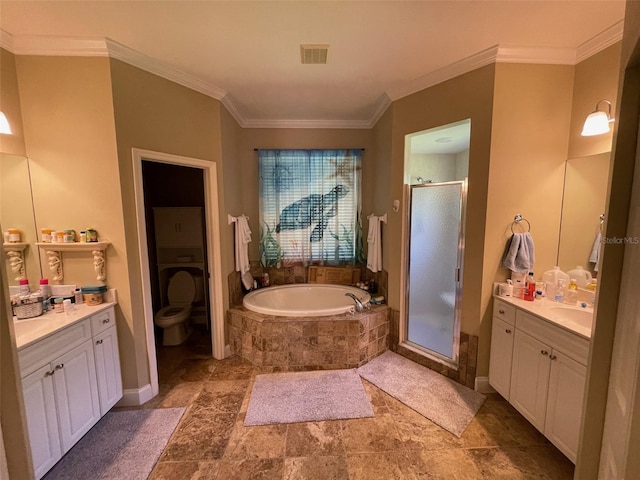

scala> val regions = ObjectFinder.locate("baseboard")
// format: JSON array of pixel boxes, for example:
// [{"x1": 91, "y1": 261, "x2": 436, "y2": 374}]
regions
[
  {"x1": 117, "y1": 384, "x2": 154, "y2": 407},
  {"x1": 474, "y1": 376, "x2": 496, "y2": 394},
  {"x1": 225, "y1": 344, "x2": 232, "y2": 358}
]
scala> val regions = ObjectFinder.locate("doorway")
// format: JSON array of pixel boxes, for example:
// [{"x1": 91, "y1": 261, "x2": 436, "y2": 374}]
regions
[
  {"x1": 132, "y1": 149, "x2": 225, "y2": 400},
  {"x1": 401, "y1": 119, "x2": 470, "y2": 368}
]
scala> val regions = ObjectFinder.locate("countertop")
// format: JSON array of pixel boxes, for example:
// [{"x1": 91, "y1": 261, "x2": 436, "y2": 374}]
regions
[
  {"x1": 494, "y1": 294, "x2": 593, "y2": 340},
  {"x1": 13, "y1": 290, "x2": 117, "y2": 350}
]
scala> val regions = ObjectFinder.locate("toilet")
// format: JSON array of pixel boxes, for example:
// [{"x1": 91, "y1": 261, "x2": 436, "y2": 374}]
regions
[{"x1": 154, "y1": 270, "x2": 204, "y2": 346}]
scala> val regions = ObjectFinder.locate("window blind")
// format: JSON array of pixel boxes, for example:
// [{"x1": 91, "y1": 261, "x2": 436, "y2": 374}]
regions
[{"x1": 258, "y1": 149, "x2": 362, "y2": 267}]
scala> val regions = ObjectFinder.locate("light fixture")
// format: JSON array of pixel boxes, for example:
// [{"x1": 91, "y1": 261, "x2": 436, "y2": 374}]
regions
[
  {"x1": 581, "y1": 99, "x2": 614, "y2": 136},
  {"x1": 0, "y1": 111, "x2": 12, "y2": 135}
]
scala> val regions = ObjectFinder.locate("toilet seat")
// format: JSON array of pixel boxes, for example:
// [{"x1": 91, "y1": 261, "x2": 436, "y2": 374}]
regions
[{"x1": 154, "y1": 270, "x2": 200, "y2": 345}]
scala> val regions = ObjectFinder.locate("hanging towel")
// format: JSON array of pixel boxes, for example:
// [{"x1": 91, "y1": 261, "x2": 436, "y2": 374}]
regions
[
  {"x1": 589, "y1": 231, "x2": 602, "y2": 272},
  {"x1": 502, "y1": 232, "x2": 535, "y2": 273},
  {"x1": 367, "y1": 215, "x2": 383, "y2": 272},
  {"x1": 234, "y1": 215, "x2": 252, "y2": 274}
]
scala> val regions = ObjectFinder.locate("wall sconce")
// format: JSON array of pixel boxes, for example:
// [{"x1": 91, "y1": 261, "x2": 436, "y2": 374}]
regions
[
  {"x1": 581, "y1": 99, "x2": 614, "y2": 136},
  {"x1": 0, "y1": 111, "x2": 12, "y2": 135}
]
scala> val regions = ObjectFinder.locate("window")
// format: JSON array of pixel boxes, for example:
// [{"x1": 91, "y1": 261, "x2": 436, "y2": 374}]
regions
[{"x1": 258, "y1": 149, "x2": 363, "y2": 267}]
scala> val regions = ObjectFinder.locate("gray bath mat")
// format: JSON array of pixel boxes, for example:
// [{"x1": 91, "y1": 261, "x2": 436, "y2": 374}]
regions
[
  {"x1": 357, "y1": 351, "x2": 485, "y2": 437},
  {"x1": 44, "y1": 407, "x2": 185, "y2": 480},
  {"x1": 244, "y1": 369, "x2": 374, "y2": 426}
]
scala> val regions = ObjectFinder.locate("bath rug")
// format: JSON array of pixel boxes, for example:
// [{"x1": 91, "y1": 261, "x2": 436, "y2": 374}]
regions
[
  {"x1": 244, "y1": 369, "x2": 374, "y2": 426},
  {"x1": 43, "y1": 407, "x2": 185, "y2": 480},
  {"x1": 357, "y1": 351, "x2": 485, "y2": 437}
]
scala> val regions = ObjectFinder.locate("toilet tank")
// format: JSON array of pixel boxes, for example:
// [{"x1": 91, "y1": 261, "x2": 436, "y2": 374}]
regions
[{"x1": 167, "y1": 271, "x2": 205, "y2": 304}]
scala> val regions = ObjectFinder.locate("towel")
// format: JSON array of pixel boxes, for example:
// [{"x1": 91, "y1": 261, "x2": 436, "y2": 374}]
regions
[
  {"x1": 589, "y1": 231, "x2": 602, "y2": 272},
  {"x1": 502, "y1": 232, "x2": 535, "y2": 273},
  {"x1": 366, "y1": 215, "x2": 383, "y2": 272},
  {"x1": 234, "y1": 215, "x2": 252, "y2": 274}
]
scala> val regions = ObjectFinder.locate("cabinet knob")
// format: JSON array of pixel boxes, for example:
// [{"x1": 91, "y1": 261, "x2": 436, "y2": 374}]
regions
[
  {"x1": 54, "y1": 364, "x2": 64, "y2": 370},
  {"x1": 96, "y1": 339, "x2": 103, "y2": 345},
  {"x1": 505, "y1": 329, "x2": 512, "y2": 334},
  {"x1": 102, "y1": 318, "x2": 110, "y2": 324},
  {"x1": 499, "y1": 309, "x2": 505, "y2": 314},
  {"x1": 45, "y1": 370, "x2": 55, "y2": 377},
  {"x1": 541, "y1": 350, "x2": 549, "y2": 356},
  {"x1": 549, "y1": 354, "x2": 557, "y2": 360}
]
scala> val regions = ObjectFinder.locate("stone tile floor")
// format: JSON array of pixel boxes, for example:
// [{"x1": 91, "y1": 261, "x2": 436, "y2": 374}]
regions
[{"x1": 127, "y1": 328, "x2": 574, "y2": 479}]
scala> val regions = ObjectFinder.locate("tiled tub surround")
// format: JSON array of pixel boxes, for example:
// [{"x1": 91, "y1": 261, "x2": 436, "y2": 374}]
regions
[{"x1": 228, "y1": 305, "x2": 390, "y2": 371}]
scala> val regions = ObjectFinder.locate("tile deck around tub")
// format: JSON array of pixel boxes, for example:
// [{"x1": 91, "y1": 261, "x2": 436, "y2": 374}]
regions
[{"x1": 227, "y1": 305, "x2": 390, "y2": 371}]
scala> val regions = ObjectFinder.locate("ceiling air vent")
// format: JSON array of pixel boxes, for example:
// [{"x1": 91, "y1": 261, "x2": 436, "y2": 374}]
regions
[{"x1": 300, "y1": 44, "x2": 329, "y2": 64}]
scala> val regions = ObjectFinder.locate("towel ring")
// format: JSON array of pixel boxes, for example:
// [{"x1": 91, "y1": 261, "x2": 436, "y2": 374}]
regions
[{"x1": 511, "y1": 214, "x2": 531, "y2": 233}]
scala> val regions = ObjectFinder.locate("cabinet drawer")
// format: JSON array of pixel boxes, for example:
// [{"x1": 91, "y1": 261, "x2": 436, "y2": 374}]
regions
[
  {"x1": 90, "y1": 307, "x2": 116, "y2": 337},
  {"x1": 19, "y1": 319, "x2": 92, "y2": 378},
  {"x1": 516, "y1": 310, "x2": 589, "y2": 365},
  {"x1": 493, "y1": 299, "x2": 516, "y2": 326}
]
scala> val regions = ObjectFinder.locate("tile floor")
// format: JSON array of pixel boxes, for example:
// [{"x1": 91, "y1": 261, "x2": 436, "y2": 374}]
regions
[{"x1": 131, "y1": 328, "x2": 574, "y2": 480}]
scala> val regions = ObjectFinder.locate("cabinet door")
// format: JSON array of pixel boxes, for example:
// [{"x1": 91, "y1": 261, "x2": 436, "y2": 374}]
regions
[
  {"x1": 22, "y1": 364, "x2": 62, "y2": 480},
  {"x1": 544, "y1": 350, "x2": 587, "y2": 463},
  {"x1": 509, "y1": 329, "x2": 551, "y2": 431},
  {"x1": 94, "y1": 325, "x2": 123, "y2": 415},
  {"x1": 489, "y1": 316, "x2": 515, "y2": 399},
  {"x1": 154, "y1": 207, "x2": 203, "y2": 247},
  {"x1": 52, "y1": 340, "x2": 101, "y2": 452}
]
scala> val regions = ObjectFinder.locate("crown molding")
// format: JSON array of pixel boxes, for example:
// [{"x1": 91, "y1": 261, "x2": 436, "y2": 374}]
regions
[
  {"x1": 1, "y1": 22, "x2": 624, "y2": 129},
  {"x1": 576, "y1": 20, "x2": 624, "y2": 63},
  {"x1": 386, "y1": 45, "x2": 499, "y2": 101},
  {"x1": 105, "y1": 39, "x2": 227, "y2": 100},
  {"x1": 241, "y1": 118, "x2": 373, "y2": 129}
]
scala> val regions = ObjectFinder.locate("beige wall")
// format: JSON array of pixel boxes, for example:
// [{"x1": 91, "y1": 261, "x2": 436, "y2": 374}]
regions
[
  {"x1": 109, "y1": 59, "x2": 226, "y2": 387},
  {"x1": 389, "y1": 64, "x2": 496, "y2": 342},
  {"x1": 234, "y1": 128, "x2": 375, "y2": 261}
]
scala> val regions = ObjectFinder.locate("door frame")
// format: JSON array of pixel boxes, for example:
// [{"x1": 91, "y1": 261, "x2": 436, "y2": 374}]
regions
[
  {"x1": 131, "y1": 148, "x2": 226, "y2": 398},
  {"x1": 400, "y1": 179, "x2": 466, "y2": 368}
]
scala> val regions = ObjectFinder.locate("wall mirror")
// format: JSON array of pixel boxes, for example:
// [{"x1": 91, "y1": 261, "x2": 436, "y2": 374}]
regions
[
  {"x1": 557, "y1": 151, "x2": 611, "y2": 275},
  {"x1": 1, "y1": 153, "x2": 42, "y2": 287}
]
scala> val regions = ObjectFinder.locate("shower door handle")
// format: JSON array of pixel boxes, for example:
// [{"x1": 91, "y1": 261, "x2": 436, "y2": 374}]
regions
[{"x1": 456, "y1": 268, "x2": 461, "y2": 283}]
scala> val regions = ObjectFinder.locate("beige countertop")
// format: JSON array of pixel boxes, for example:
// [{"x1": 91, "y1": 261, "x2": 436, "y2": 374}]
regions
[
  {"x1": 13, "y1": 290, "x2": 117, "y2": 350},
  {"x1": 494, "y1": 293, "x2": 593, "y2": 340}
]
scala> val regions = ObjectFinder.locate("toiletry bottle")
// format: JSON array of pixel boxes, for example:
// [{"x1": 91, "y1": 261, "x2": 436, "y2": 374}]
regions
[
  {"x1": 554, "y1": 280, "x2": 565, "y2": 303},
  {"x1": 19, "y1": 278, "x2": 30, "y2": 295},
  {"x1": 564, "y1": 278, "x2": 579, "y2": 305},
  {"x1": 74, "y1": 288, "x2": 83, "y2": 305},
  {"x1": 524, "y1": 272, "x2": 535, "y2": 301},
  {"x1": 263, "y1": 272, "x2": 269, "y2": 287},
  {"x1": 39, "y1": 278, "x2": 51, "y2": 300}
]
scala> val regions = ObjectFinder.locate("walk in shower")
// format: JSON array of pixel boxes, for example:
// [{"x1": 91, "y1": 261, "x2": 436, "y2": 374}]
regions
[{"x1": 403, "y1": 119, "x2": 469, "y2": 367}]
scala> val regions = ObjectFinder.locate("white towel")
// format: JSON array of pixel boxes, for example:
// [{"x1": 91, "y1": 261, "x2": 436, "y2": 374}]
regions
[
  {"x1": 502, "y1": 232, "x2": 535, "y2": 273},
  {"x1": 589, "y1": 231, "x2": 602, "y2": 272},
  {"x1": 234, "y1": 215, "x2": 252, "y2": 274},
  {"x1": 367, "y1": 215, "x2": 383, "y2": 272}
]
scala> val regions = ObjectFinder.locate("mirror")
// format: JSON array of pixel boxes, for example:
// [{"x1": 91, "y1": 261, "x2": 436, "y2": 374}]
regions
[
  {"x1": 557, "y1": 152, "x2": 611, "y2": 275},
  {"x1": 1, "y1": 153, "x2": 42, "y2": 287}
]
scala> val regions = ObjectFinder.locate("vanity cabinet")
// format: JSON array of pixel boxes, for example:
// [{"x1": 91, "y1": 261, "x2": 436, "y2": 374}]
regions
[
  {"x1": 488, "y1": 300, "x2": 516, "y2": 399},
  {"x1": 18, "y1": 305, "x2": 122, "y2": 479},
  {"x1": 489, "y1": 298, "x2": 589, "y2": 463}
]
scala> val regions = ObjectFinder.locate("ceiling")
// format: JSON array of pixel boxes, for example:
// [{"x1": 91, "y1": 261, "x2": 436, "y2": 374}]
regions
[{"x1": 0, "y1": 1, "x2": 626, "y2": 129}]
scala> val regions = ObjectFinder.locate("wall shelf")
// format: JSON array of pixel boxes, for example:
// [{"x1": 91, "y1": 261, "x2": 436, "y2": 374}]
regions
[{"x1": 36, "y1": 241, "x2": 111, "y2": 282}]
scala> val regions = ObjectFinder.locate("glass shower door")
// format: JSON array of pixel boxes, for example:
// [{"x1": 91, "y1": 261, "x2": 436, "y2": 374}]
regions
[{"x1": 406, "y1": 181, "x2": 465, "y2": 363}]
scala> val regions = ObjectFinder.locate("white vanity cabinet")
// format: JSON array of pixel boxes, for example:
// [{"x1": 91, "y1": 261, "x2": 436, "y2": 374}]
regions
[
  {"x1": 488, "y1": 299, "x2": 516, "y2": 399},
  {"x1": 90, "y1": 308, "x2": 122, "y2": 415},
  {"x1": 489, "y1": 297, "x2": 589, "y2": 463},
  {"x1": 17, "y1": 305, "x2": 122, "y2": 479}
]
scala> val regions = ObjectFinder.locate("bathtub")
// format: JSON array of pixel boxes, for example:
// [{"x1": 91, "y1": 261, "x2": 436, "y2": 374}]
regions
[{"x1": 242, "y1": 283, "x2": 371, "y2": 317}]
